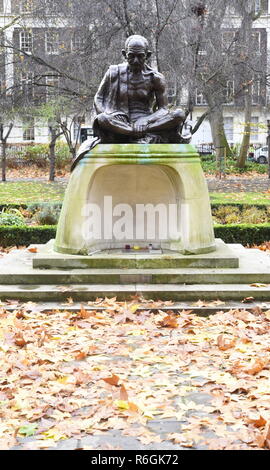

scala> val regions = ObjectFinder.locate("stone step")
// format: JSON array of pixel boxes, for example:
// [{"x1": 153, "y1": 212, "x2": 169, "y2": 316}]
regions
[
  {"x1": 33, "y1": 238, "x2": 239, "y2": 269},
  {"x1": 3, "y1": 301, "x2": 270, "y2": 316},
  {"x1": 1, "y1": 283, "x2": 270, "y2": 301},
  {"x1": 1, "y1": 268, "x2": 270, "y2": 285}
]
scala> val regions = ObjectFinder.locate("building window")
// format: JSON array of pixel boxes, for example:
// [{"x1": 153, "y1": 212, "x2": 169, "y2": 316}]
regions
[
  {"x1": 251, "y1": 31, "x2": 261, "y2": 53},
  {"x1": 22, "y1": 119, "x2": 35, "y2": 141},
  {"x1": 71, "y1": 33, "x2": 85, "y2": 52},
  {"x1": 225, "y1": 80, "x2": 234, "y2": 103},
  {"x1": 195, "y1": 89, "x2": 207, "y2": 105},
  {"x1": 251, "y1": 116, "x2": 259, "y2": 141},
  {"x1": 224, "y1": 117, "x2": 234, "y2": 141},
  {"x1": 46, "y1": 73, "x2": 60, "y2": 100},
  {"x1": 45, "y1": 31, "x2": 60, "y2": 55},
  {"x1": 167, "y1": 81, "x2": 177, "y2": 104},
  {"x1": 20, "y1": 31, "x2": 33, "y2": 53},
  {"x1": 21, "y1": 72, "x2": 34, "y2": 98},
  {"x1": 252, "y1": 79, "x2": 261, "y2": 105},
  {"x1": 222, "y1": 31, "x2": 236, "y2": 53},
  {"x1": 254, "y1": 0, "x2": 269, "y2": 13},
  {"x1": 198, "y1": 40, "x2": 207, "y2": 56}
]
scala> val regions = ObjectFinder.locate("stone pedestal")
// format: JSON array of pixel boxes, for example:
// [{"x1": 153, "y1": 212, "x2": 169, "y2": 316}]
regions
[{"x1": 54, "y1": 144, "x2": 216, "y2": 255}]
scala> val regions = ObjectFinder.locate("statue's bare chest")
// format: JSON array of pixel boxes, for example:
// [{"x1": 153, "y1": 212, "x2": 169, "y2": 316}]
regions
[{"x1": 126, "y1": 73, "x2": 154, "y2": 101}]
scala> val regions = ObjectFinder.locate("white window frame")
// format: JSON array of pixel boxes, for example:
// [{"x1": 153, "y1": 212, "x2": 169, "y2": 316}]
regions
[
  {"x1": 252, "y1": 79, "x2": 261, "y2": 105},
  {"x1": 20, "y1": 31, "x2": 33, "y2": 54},
  {"x1": 250, "y1": 116, "x2": 259, "y2": 142},
  {"x1": 251, "y1": 31, "x2": 261, "y2": 54},
  {"x1": 22, "y1": 119, "x2": 35, "y2": 141},
  {"x1": 222, "y1": 31, "x2": 236, "y2": 54},
  {"x1": 224, "y1": 116, "x2": 234, "y2": 142},
  {"x1": 20, "y1": 71, "x2": 34, "y2": 98},
  {"x1": 225, "y1": 80, "x2": 235, "y2": 104},
  {"x1": 195, "y1": 89, "x2": 207, "y2": 105},
  {"x1": 46, "y1": 73, "x2": 60, "y2": 101},
  {"x1": 45, "y1": 31, "x2": 60, "y2": 55},
  {"x1": 71, "y1": 33, "x2": 85, "y2": 52}
]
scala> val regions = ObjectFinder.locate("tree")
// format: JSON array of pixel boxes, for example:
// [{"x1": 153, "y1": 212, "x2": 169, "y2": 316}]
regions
[
  {"x1": 0, "y1": 0, "x2": 267, "y2": 174},
  {"x1": 0, "y1": 121, "x2": 13, "y2": 182}
]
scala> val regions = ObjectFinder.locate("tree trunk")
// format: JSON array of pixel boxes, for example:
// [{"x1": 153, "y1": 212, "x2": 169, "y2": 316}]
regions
[
  {"x1": 237, "y1": 84, "x2": 252, "y2": 169},
  {"x1": 208, "y1": 106, "x2": 233, "y2": 165},
  {"x1": 1, "y1": 141, "x2": 7, "y2": 182},
  {"x1": 49, "y1": 138, "x2": 56, "y2": 182}
]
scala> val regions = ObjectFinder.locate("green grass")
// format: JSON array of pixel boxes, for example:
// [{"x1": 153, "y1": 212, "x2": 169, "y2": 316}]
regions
[
  {"x1": 210, "y1": 192, "x2": 270, "y2": 206},
  {"x1": 0, "y1": 182, "x2": 66, "y2": 204},
  {"x1": 201, "y1": 156, "x2": 267, "y2": 175},
  {"x1": 1, "y1": 182, "x2": 270, "y2": 209}
]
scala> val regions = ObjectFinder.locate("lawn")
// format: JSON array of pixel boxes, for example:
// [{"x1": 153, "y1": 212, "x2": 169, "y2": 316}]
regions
[
  {"x1": 210, "y1": 192, "x2": 270, "y2": 205},
  {"x1": 1, "y1": 182, "x2": 270, "y2": 208},
  {"x1": 0, "y1": 182, "x2": 66, "y2": 204}
]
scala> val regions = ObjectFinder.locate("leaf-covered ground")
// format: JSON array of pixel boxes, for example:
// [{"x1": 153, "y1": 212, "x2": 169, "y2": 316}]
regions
[{"x1": 1, "y1": 297, "x2": 270, "y2": 450}]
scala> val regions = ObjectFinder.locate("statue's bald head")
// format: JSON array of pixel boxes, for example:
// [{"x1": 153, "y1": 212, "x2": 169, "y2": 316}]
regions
[
  {"x1": 122, "y1": 35, "x2": 151, "y2": 69},
  {"x1": 125, "y1": 35, "x2": 149, "y2": 52}
]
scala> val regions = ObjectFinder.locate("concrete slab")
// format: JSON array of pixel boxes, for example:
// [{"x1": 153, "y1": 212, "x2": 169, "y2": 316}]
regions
[
  {"x1": 33, "y1": 238, "x2": 239, "y2": 269},
  {"x1": 0, "y1": 283, "x2": 270, "y2": 301},
  {"x1": 0, "y1": 242, "x2": 270, "y2": 301}
]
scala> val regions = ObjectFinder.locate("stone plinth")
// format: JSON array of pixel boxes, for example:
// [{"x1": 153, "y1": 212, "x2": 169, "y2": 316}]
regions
[{"x1": 54, "y1": 144, "x2": 216, "y2": 255}]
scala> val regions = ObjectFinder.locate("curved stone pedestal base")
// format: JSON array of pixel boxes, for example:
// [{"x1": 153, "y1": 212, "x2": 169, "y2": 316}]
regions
[{"x1": 54, "y1": 144, "x2": 216, "y2": 255}]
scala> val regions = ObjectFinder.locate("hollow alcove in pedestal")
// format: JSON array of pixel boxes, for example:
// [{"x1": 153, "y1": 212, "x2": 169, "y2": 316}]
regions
[
  {"x1": 85, "y1": 164, "x2": 182, "y2": 249},
  {"x1": 54, "y1": 144, "x2": 216, "y2": 255}
]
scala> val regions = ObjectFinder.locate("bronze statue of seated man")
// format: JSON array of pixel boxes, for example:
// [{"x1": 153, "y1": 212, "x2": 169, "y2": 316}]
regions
[{"x1": 72, "y1": 35, "x2": 191, "y2": 170}]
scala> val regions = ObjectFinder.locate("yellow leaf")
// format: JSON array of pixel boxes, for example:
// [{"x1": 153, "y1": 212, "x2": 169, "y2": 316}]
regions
[
  {"x1": 57, "y1": 376, "x2": 69, "y2": 384},
  {"x1": 114, "y1": 400, "x2": 130, "y2": 410},
  {"x1": 127, "y1": 329, "x2": 146, "y2": 336}
]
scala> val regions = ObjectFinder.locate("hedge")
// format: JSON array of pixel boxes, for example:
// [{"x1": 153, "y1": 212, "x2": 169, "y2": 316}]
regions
[
  {"x1": 214, "y1": 223, "x2": 270, "y2": 245},
  {"x1": 0, "y1": 224, "x2": 270, "y2": 248},
  {"x1": 0, "y1": 225, "x2": 57, "y2": 247}
]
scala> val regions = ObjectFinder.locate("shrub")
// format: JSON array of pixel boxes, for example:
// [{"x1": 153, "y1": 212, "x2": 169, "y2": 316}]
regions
[
  {"x1": 55, "y1": 142, "x2": 71, "y2": 168},
  {"x1": 0, "y1": 224, "x2": 269, "y2": 248},
  {"x1": 214, "y1": 224, "x2": 270, "y2": 245},
  {"x1": 0, "y1": 208, "x2": 25, "y2": 226},
  {"x1": 34, "y1": 205, "x2": 61, "y2": 225},
  {"x1": 212, "y1": 206, "x2": 241, "y2": 224},
  {"x1": 0, "y1": 226, "x2": 57, "y2": 247},
  {"x1": 241, "y1": 207, "x2": 269, "y2": 224},
  {"x1": 7, "y1": 142, "x2": 71, "y2": 169}
]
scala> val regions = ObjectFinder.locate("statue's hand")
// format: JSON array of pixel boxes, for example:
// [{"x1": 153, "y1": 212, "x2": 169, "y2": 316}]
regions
[{"x1": 133, "y1": 117, "x2": 149, "y2": 135}]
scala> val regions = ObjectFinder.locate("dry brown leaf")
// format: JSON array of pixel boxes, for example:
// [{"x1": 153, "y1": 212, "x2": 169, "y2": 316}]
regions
[
  {"x1": 241, "y1": 297, "x2": 255, "y2": 303},
  {"x1": 246, "y1": 414, "x2": 267, "y2": 428},
  {"x1": 217, "y1": 334, "x2": 236, "y2": 351},
  {"x1": 120, "y1": 384, "x2": 129, "y2": 401},
  {"x1": 264, "y1": 310, "x2": 270, "y2": 321},
  {"x1": 102, "y1": 374, "x2": 120, "y2": 386},
  {"x1": 245, "y1": 358, "x2": 268, "y2": 375},
  {"x1": 233, "y1": 310, "x2": 257, "y2": 322},
  {"x1": 250, "y1": 283, "x2": 268, "y2": 288},
  {"x1": 14, "y1": 333, "x2": 28, "y2": 347},
  {"x1": 158, "y1": 314, "x2": 178, "y2": 328},
  {"x1": 28, "y1": 247, "x2": 38, "y2": 253},
  {"x1": 256, "y1": 422, "x2": 270, "y2": 449}
]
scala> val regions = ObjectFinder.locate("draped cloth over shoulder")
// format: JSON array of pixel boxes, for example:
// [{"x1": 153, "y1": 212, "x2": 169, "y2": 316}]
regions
[{"x1": 71, "y1": 64, "x2": 131, "y2": 171}]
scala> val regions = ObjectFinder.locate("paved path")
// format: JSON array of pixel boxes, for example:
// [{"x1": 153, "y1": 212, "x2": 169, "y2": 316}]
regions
[{"x1": 207, "y1": 176, "x2": 270, "y2": 192}]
